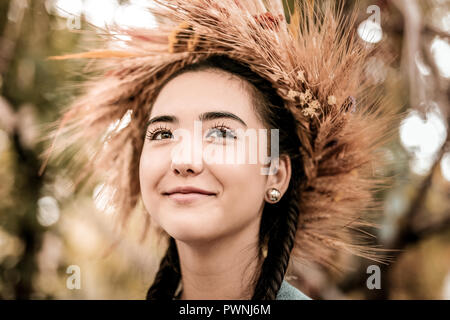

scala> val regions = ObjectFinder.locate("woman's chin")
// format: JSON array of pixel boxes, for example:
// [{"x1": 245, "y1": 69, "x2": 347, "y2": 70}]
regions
[
  {"x1": 167, "y1": 228, "x2": 218, "y2": 244},
  {"x1": 161, "y1": 215, "x2": 222, "y2": 242}
]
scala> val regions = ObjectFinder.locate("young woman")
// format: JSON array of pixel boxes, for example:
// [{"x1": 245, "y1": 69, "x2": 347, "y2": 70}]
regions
[
  {"x1": 141, "y1": 56, "x2": 309, "y2": 300},
  {"x1": 42, "y1": 0, "x2": 396, "y2": 300}
]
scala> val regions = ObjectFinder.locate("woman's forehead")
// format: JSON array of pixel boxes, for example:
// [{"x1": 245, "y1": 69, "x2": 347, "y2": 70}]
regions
[{"x1": 150, "y1": 70, "x2": 255, "y2": 122}]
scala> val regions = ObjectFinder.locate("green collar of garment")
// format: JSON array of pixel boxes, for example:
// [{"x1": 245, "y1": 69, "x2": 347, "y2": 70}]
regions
[{"x1": 276, "y1": 280, "x2": 312, "y2": 300}]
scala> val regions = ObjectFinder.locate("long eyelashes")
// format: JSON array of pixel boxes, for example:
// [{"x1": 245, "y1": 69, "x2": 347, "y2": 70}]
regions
[
  {"x1": 207, "y1": 122, "x2": 237, "y2": 141},
  {"x1": 145, "y1": 122, "x2": 237, "y2": 142},
  {"x1": 146, "y1": 124, "x2": 172, "y2": 141}
]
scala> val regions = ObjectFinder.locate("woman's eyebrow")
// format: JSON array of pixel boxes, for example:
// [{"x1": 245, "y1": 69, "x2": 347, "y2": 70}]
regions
[{"x1": 147, "y1": 111, "x2": 248, "y2": 127}]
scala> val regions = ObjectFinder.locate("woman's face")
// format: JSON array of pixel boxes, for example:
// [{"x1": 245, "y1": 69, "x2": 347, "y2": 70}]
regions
[{"x1": 139, "y1": 69, "x2": 287, "y2": 244}]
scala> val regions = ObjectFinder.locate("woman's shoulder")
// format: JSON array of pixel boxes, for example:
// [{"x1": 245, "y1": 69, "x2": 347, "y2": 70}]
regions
[{"x1": 275, "y1": 280, "x2": 312, "y2": 300}]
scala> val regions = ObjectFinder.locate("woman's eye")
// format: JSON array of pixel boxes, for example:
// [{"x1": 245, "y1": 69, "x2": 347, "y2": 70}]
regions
[
  {"x1": 147, "y1": 129, "x2": 173, "y2": 141},
  {"x1": 206, "y1": 127, "x2": 236, "y2": 141}
]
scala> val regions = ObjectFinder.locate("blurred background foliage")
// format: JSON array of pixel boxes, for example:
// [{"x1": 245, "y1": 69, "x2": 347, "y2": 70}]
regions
[{"x1": 0, "y1": 0, "x2": 449, "y2": 299}]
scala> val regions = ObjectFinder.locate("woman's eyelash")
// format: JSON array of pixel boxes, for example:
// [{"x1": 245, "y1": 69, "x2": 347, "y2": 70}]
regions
[
  {"x1": 207, "y1": 122, "x2": 237, "y2": 140},
  {"x1": 145, "y1": 122, "x2": 236, "y2": 141},
  {"x1": 146, "y1": 125, "x2": 172, "y2": 141}
]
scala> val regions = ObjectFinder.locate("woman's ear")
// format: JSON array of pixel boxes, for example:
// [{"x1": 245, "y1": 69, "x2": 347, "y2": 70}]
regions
[{"x1": 265, "y1": 155, "x2": 291, "y2": 200}]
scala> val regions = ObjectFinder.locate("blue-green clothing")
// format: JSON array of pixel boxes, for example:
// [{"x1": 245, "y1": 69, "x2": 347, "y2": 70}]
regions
[
  {"x1": 172, "y1": 279, "x2": 311, "y2": 300},
  {"x1": 276, "y1": 280, "x2": 312, "y2": 300}
]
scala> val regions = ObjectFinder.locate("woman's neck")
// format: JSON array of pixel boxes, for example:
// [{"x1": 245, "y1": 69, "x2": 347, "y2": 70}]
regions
[{"x1": 175, "y1": 220, "x2": 263, "y2": 300}]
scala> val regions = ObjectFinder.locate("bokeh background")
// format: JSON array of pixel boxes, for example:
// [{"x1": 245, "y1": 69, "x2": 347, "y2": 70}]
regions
[{"x1": 0, "y1": 0, "x2": 449, "y2": 299}]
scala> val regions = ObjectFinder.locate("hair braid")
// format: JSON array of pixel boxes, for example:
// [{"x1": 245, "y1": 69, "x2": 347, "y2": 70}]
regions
[
  {"x1": 251, "y1": 184, "x2": 300, "y2": 299},
  {"x1": 146, "y1": 237, "x2": 181, "y2": 300}
]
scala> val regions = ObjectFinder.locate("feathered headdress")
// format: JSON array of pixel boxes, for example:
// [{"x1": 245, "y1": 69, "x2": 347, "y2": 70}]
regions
[{"x1": 41, "y1": 0, "x2": 399, "y2": 273}]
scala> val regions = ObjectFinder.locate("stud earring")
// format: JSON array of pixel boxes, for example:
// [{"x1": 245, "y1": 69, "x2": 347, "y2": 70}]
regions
[{"x1": 266, "y1": 188, "x2": 281, "y2": 203}]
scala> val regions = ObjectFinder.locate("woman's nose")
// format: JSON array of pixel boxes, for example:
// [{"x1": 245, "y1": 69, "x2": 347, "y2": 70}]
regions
[
  {"x1": 171, "y1": 161, "x2": 203, "y2": 176},
  {"x1": 170, "y1": 133, "x2": 204, "y2": 176}
]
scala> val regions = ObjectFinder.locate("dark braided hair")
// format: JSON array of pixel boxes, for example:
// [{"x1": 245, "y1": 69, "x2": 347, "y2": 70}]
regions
[
  {"x1": 146, "y1": 237, "x2": 181, "y2": 299},
  {"x1": 146, "y1": 55, "x2": 304, "y2": 300}
]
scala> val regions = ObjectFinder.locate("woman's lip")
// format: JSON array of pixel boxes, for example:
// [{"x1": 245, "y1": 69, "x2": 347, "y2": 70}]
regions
[{"x1": 165, "y1": 192, "x2": 215, "y2": 204}]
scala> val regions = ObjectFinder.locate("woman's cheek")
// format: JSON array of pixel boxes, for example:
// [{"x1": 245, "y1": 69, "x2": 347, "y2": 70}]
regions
[
  {"x1": 139, "y1": 148, "x2": 163, "y2": 201},
  {"x1": 213, "y1": 162, "x2": 265, "y2": 214},
  {"x1": 139, "y1": 149, "x2": 151, "y2": 190}
]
